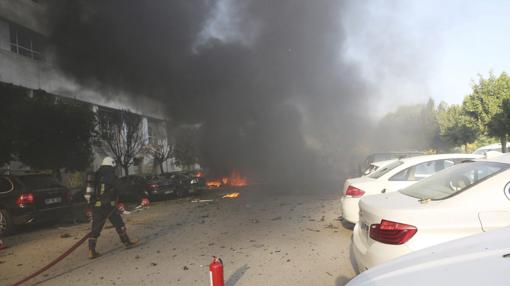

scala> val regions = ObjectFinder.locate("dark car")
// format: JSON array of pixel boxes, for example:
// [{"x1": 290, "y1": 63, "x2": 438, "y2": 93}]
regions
[
  {"x1": 162, "y1": 170, "x2": 206, "y2": 197},
  {"x1": 144, "y1": 174, "x2": 177, "y2": 199},
  {"x1": 0, "y1": 171, "x2": 73, "y2": 235},
  {"x1": 117, "y1": 175, "x2": 149, "y2": 203}
]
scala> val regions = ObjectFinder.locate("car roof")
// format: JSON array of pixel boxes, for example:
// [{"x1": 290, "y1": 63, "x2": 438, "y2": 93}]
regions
[
  {"x1": 475, "y1": 152, "x2": 510, "y2": 164},
  {"x1": 398, "y1": 153, "x2": 482, "y2": 165}
]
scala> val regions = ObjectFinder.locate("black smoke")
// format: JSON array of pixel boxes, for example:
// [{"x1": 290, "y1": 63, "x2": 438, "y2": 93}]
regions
[{"x1": 49, "y1": 0, "x2": 371, "y2": 185}]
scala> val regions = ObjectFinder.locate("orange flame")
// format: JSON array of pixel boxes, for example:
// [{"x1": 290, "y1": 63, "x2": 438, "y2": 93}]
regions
[
  {"x1": 206, "y1": 170, "x2": 248, "y2": 188},
  {"x1": 222, "y1": 192, "x2": 240, "y2": 198}
]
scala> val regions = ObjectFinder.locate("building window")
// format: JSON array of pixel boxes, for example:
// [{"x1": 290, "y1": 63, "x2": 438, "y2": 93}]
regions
[
  {"x1": 148, "y1": 126, "x2": 154, "y2": 144},
  {"x1": 9, "y1": 23, "x2": 44, "y2": 60}
]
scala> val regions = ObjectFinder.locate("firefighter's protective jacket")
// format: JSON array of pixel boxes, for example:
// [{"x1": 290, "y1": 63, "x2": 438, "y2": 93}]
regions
[{"x1": 92, "y1": 165, "x2": 119, "y2": 207}]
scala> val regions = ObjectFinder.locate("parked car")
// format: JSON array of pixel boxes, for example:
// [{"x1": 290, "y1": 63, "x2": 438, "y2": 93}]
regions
[
  {"x1": 473, "y1": 143, "x2": 509, "y2": 154},
  {"x1": 341, "y1": 153, "x2": 481, "y2": 224},
  {"x1": 145, "y1": 174, "x2": 176, "y2": 199},
  {"x1": 0, "y1": 171, "x2": 73, "y2": 235},
  {"x1": 161, "y1": 171, "x2": 199, "y2": 197},
  {"x1": 351, "y1": 153, "x2": 510, "y2": 272},
  {"x1": 117, "y1": 175, "x2": 149, "y2": 203},
  {"x1": 347, "y1": 225, "x2": 510, "y2": 286},
  {"x1": 357, "y1": 151, "x2": 424, "y2": 177},
  {"x1": 362, "y1": 159, "x2": 396, "y2": 176}
]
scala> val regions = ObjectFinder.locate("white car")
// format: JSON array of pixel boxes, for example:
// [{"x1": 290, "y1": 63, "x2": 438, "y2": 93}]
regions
[
  {"x1": 473, "y1": 143, "x2": 508, "y2": 154},
  {"x1": 341, "y1": 153, "x2": 481, "y2": 224},
  {"x1": 347, "y1": 226, "x2": 510, "y2": 286},
  {"x1": 352, "y1": 153, "x2": 510, "y2": 272},
  {"x1": 362, "y1": 159, "x2": 396, "y2": 176}
]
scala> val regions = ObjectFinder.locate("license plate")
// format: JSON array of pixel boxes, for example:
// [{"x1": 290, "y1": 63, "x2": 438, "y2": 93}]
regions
[{"x1": 45, "y1": 197, "x2": 62, "y2": 204}]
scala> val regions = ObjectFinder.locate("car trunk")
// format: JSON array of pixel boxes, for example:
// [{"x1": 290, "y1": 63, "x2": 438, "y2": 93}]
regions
[
  {"x1": 32, "y1": 187, "x2": 69, "y2": 209},
  {"x1": 358, "y1": 192, "x2": 481, "y2": 251}
]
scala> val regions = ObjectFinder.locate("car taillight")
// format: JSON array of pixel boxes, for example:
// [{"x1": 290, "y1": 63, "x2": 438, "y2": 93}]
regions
[
  {"x1": 370, "y1": 219, "x2": 417, "y2": 245},
  {"x1": 345, "y1": 185, "x2": 365, "y2": 197},
  {"x1": 16, "y1": 193, "x2": 34, "y2": 206}
]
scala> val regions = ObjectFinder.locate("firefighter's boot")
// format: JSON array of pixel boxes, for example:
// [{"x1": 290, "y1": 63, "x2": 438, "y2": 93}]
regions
[
  {"x1": 118, "y1": 227, "x2": 139, "y2": 249},
  {"x1": 88, "y1": 238, "x2": 101, "y2": 259}
]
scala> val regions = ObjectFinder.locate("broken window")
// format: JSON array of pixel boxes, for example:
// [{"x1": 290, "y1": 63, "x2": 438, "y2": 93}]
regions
[{"x1": 9, "y1": 22, "x2": 44, "y2": 60}]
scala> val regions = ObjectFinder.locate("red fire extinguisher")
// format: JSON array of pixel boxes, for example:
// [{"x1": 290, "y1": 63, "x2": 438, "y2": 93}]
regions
[{"x1": 209, "y1": 256, "x2": 224, "y2": 286}]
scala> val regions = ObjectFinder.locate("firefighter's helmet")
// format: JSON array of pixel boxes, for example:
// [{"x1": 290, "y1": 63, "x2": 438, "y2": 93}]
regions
[{"x1": 101, "y1": 156, "x2": 116, "y2": 167}]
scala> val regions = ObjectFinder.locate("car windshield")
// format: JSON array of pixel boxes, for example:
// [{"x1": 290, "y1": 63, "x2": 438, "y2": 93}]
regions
[
  {"x1": 18, "y1": 174, "x2": 61, "y2": 189},
  {"x1": 400, "y1": 161, "x2": 509, "y2": 200},
  {"x1": 368, "y1": 160, "x2": 404, "y2": 179}
]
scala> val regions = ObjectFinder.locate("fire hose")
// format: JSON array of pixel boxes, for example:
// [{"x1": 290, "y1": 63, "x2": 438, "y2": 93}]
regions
[{"x1": 10, "y1": 207, "x2": 117, "y2": 286}]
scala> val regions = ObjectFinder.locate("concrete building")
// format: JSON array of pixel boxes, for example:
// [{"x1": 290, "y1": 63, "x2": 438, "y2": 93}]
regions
[{"x1": 0, "y1": 0, "x2": 173, "y2": 175}]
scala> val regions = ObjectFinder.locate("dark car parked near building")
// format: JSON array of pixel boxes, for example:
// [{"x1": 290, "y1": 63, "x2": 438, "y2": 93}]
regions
[
  {"x1": 145, "y1": 174, "x2": 177, "y2": 199},
  {"x1": 0, "y1": 171, "x2": 73, "y2": 235},
  {"x1": 162, "y1": 170, "x2": 207, "y2": 196},
  {"x1": 117, "y1": 175, "x2": 149, "y2": 203}
]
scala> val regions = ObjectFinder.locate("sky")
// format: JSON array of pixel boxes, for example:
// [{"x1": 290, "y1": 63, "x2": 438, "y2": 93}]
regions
[{"x1": 341, "y1": 0, "x2": 510, "y2": 116}]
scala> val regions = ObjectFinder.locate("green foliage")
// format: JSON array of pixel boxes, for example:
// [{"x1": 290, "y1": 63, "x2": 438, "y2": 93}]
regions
[
  {"x1": 16, "y1": 90, "x2": 96, "y2": 172},
  {"x1": 0, "y1": 83, "x2": 29, "y2": 165},
  {"x1": 376, "y1": 99, "x2": 440, "y2": 151},
  {"x1": 436, "y1": 103, "x2": 479, "y2": 152},
  {"x1": 0, "y1": 84, "x2": 96, "y2": 171},
  {"x1": 463, "y1": 72, "x2": 510, "y2": 152}
]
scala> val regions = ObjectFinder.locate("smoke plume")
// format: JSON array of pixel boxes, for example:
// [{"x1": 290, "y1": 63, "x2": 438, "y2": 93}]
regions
[{"x1": 49, "y1": 0, "x2": 372, "y2": 185}]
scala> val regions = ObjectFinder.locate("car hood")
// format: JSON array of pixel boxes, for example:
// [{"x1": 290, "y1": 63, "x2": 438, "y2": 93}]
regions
[{"x1": 347, "y1": 226, "x2": 510, "y2": 286}]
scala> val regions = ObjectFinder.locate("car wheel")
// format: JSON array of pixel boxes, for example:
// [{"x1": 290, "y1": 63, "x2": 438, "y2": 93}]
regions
[
  {"x1": 175, "y1": 188, "x2": 188, "y2": 198},
  {"x1": 0, "y1": 208, "x2": 15, "y2": 236}
]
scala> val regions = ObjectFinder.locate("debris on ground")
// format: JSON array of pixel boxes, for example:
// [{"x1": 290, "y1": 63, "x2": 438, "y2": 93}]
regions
[
  {"x1": 183, "y1": 266, "x2": 189, "y2": 270},
  {"x1": 325, "y1": 223, "x2": 339, "y2": 230},
  {"x1": 60, "y1": 233, "x2": 72, "y2": 238},
  {"x1": 306, "y1": 228, "x2": 321, "y2": 232},
  {"x1": 191, "y1": 199, "x2": 214, "y2": 203},
  {"x1": 150, "y1": 262, "x2": 158, "y2": 266},
  {"x1": 249, "y1": 219, "x2": 260, "y2": 224},
  {"x1": 271, "y1": 216, "x2": 282, "y2": 221}
]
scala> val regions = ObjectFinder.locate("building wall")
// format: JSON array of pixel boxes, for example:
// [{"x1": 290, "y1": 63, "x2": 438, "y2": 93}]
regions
[{"x1": 0, "y1": 0, "x2": 174, "y2": 176}]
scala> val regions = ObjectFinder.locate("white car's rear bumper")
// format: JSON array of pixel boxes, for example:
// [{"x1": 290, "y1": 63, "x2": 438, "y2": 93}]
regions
[
  {"x1": 341, "y1": 196, "x2": 361, "y2": 224},
  {"x1": 352, "y1": 222, "x2": 412, "y2": 272}
]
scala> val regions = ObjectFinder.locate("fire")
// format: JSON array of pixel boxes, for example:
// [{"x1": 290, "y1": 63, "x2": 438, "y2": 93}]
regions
[
  {"x1": 228, "y1": 170, "x2": 248, "y2": 187},
  {"x1": 222, "y1": 192, "x2": 240, "y2": 198},
  {"x1": 206, "y1": 179, "x2": 222, "y2": 188},
  {"x1": 206, "y1": 170, "x2": 249, "y2": 188}
]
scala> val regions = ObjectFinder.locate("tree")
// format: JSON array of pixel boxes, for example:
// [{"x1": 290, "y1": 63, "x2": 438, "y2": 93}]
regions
[
  {"x1": 97, "y1": 109, "x2": 145, "y2": 176},
  {"x1": 464, "y1": 72, "x2": 510, "y2": 152},
  {"x1": 436, "y1": 103, "x2": 479, "y2": 152},
  {"x1": 375, "y1": 99, "x2": 440, "y2": 152},
  {"x1": 145, "y1": 138, "x2": 173, "y2": 174},
  {"x1": 0, "y1": 83, "x2": 29, "y2": 166},
  {"x1": 173, "y1": 127, "x2": 199, "y2": 170},
  {"x1": 15, "y1": 90, "x2": 96, "y2": 175}
]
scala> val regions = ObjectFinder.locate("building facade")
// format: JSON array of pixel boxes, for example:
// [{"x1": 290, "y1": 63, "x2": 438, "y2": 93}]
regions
[{"x1": 0, "y1": 0, "x2": 174, "y2": 175}]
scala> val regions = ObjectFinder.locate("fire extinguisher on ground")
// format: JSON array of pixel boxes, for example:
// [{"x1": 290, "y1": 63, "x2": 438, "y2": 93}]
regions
[{"x1": 209, "y1": 256, "x2": 224, "y2": 286}]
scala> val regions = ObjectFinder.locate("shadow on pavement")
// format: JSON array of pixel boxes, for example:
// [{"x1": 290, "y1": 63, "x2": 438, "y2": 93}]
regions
[
  {"x1": 226, "y1": 264, "x2": 249, "y2": 286},
  {"x1": 336, "y1": 275, "x2": 352, "y2": 286}
]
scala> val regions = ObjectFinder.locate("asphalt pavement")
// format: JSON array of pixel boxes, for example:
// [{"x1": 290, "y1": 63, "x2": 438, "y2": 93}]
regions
[{"x1": 0, "y1": 184, "x2": 355, "y2": 286}]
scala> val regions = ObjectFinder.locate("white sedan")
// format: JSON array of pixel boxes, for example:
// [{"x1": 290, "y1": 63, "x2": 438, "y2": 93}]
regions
[
  {"x1": 352, "y1": 153, "x2": 510, "y2": 272},
  {"x1": 341, "y1": 153, "x2": 481, "y2": 224},
  {"x1": 347, "y1": 226, "x2": 510, "y2": 286}
]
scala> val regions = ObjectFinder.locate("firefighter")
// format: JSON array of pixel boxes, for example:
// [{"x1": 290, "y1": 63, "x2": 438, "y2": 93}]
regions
[{"x1": 87, "y1": 156, "x2": 139, "y2": 259}]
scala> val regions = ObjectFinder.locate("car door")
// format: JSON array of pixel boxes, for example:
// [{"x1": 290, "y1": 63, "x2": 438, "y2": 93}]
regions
[
  {"x1": 386, "y1": 159, "x2": 457, "y2": 193},
  {"x1": 479, "y1": 174, "x2": 510, "y2": 232}
]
